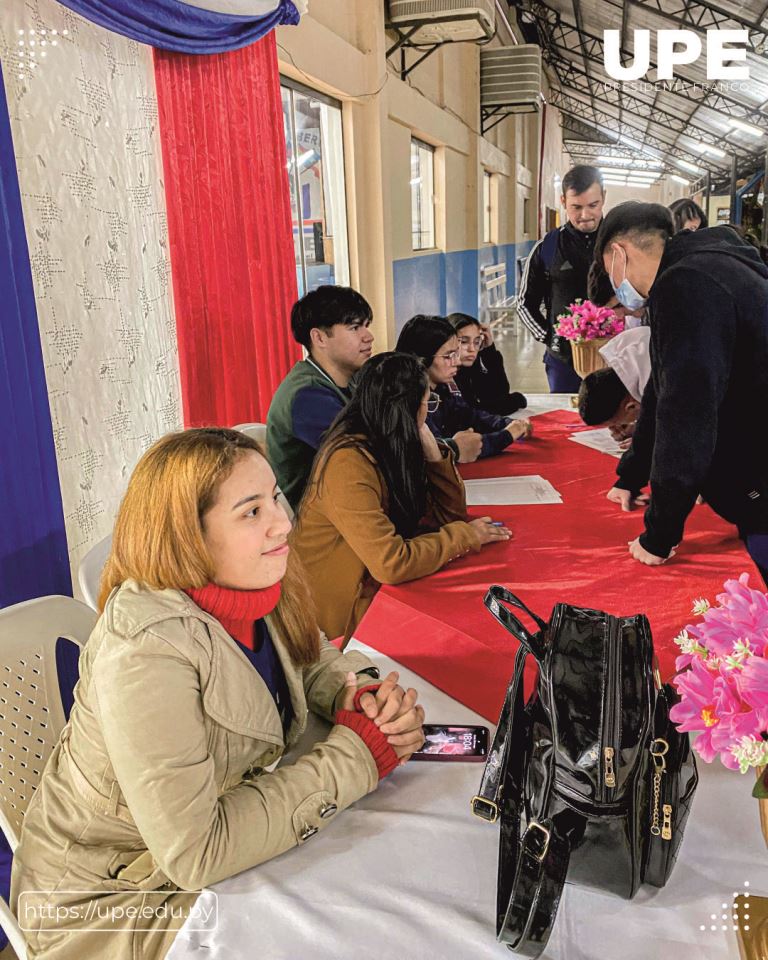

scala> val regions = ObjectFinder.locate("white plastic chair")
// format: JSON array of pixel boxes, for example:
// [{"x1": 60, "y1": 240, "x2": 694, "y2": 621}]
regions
[
  {"x1": 233, "y1": 421, "x2": 267, "y2": 446},
  {"x1": 232, "y1": 423, "x2": 295, "y2": 522},
  {"x1": 0, "y1": 595, "x2": 97, "y2": 959},
  {"x1": 77, "y1": 533, "x2": 112, "y2": 612}
]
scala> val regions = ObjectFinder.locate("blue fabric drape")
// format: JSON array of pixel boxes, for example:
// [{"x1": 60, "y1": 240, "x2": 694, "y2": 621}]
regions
[
  {"x1": 0, "y1": 63, "x2": 76, "y2": 949},
  {"x1": 0, "y1": 64, "x2": 72, "y2": 609},
  {"x1": 55, "y1": 0, "x2": 300, "y2": 52}
]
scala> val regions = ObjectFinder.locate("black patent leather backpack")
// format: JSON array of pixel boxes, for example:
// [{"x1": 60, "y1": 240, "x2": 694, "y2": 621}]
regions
[{"x1": 472, "y1": 586, "x2": 698, "y2": 958}]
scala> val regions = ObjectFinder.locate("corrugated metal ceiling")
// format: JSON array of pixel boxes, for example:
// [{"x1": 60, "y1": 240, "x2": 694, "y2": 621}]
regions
[{"x1": 514, "y1": 0, "x2": 768, "y2": 190}]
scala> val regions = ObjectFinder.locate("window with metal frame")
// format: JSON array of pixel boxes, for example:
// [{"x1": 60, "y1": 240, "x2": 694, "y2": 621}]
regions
[
  {"x1": 280, "y1": 78, "x2": 350, "y2": 296},
  {"x1": 411, "y1": 137, "x2": 436, "y2": 251}
]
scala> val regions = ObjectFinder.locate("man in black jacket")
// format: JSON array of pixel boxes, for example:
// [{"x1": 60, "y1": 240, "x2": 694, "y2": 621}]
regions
[
  {"x1": 517, "y1": 165, "x2": 605, "y2": 393},
  {"x1": 595, "y1": 201, "x2": 768, "y2": 582}
]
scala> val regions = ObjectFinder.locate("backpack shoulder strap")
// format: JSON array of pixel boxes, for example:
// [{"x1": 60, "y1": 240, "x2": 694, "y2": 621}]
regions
[
  {"x1": 539, "y1": 227, "x2": 561, "y2": 277},
  {"x1": 474, "y1": 588, "x2": 571, "y2": 958}
]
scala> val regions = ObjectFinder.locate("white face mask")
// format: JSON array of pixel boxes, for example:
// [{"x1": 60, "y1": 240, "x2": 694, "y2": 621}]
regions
[{"x1": 610, "y1": 246, "x2": 647, "y2": 311}]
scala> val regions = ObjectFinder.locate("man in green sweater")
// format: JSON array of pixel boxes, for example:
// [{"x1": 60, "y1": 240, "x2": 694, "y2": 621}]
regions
[{"x1": 267, "y1": 286, "x2": 374, "y2": 510}]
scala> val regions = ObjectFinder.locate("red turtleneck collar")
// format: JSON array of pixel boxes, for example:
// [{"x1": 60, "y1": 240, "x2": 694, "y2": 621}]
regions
[{"x1": 186, "y1": 582, "x2": 281, "y2": 650}]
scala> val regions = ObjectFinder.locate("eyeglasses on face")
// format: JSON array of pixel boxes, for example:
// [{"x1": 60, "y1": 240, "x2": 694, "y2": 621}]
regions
[
  {"x1": 426, "y1": 392, "x2": 441, "y2": 413},
  {"x1": 436, "y1": 350, "x2": 459, "y2": 364},
  {"x1": 458, "y1": 337, "x2": 484, "y2": 349}
]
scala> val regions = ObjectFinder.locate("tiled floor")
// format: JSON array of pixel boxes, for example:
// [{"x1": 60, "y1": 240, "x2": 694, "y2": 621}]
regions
[{"x1": 493, "y1": 316, "x2": 549, "y2": 395}]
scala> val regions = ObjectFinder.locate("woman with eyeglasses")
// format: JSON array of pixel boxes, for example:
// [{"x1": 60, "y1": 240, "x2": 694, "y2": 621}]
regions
[
  {"x1": 291, "y1": 352, "x2": 511, "y2": 644},
  {"x1": 396, "y1": 315, "x2": 532, "y2": 463},
  {"x1": 448, "y1": 312, "x2": 528, "y2": 416}
]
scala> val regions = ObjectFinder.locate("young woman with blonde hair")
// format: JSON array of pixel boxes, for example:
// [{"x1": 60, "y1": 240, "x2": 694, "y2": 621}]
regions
[{"x1": 12, "y1": 428, "x2": 424, "y2": 960}]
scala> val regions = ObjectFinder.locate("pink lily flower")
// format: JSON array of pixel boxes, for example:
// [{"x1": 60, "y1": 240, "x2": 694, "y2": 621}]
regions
[
  {"x1": 710, "y1": 672, "x2": 765, "y2": 768},
  {"x1": 670, "y1": 659, "x2": 722, "y2": 762},
  {"x1": 739, "y1": 656, "x2": 768, "y2": 717}
]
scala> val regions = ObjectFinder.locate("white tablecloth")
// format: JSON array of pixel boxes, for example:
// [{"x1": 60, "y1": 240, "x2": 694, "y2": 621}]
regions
[{"x1": 167, "y1": 641, "x2": 768, "y2": 960}]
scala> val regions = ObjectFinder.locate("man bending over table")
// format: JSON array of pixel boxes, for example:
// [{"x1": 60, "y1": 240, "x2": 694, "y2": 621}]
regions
[{"x1": 594, "y1": 202, "x2": 768, "y2": 586}]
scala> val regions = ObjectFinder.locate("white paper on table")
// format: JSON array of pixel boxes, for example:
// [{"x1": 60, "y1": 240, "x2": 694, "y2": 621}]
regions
[
  {"x1": 464, "y1": 475, "x2": 562, "y2": 505},
  {"x1": 568, "y1": 427, "x2": 623, "y2": 458},
  {"x1": 508, "y1": 395, "x2": 575, "y2": 419}
]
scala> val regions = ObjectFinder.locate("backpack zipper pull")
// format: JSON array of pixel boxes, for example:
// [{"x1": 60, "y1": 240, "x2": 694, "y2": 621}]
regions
[
  {"x1": 603, "y1": 746, "x2": 616, "y2": 788},
  {"x1": 661, "y1": 804, "x2": 673, "y2": 841}
]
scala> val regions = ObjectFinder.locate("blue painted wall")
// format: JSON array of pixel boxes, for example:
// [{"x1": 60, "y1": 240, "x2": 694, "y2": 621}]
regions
[{"x1": 392, "y1": 240, "x2": 536, "y2": 335}]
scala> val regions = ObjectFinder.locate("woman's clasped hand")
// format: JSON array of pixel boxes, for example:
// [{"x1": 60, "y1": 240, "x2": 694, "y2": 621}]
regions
[{"x1": 349, "y1": 670, "x2": 426, "y2": 764}]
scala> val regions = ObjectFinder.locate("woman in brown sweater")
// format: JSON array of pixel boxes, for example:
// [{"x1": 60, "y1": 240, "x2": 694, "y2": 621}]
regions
[{"x1": 292, "y1": 352, "x2": 512, "y2": 643}]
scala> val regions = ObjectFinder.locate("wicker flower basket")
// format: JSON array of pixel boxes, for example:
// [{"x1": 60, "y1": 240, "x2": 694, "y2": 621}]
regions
[
  {"x1": 758, "y1": 766, "x2": 768, "y2": 849},
  {"x1": 571, "y1": 337, "x2": 611, "y2": 379}
]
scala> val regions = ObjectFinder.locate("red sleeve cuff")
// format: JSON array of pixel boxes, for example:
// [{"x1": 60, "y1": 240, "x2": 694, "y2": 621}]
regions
[
  {"x1": 334, "y1": 709, "x2": 398, "y2": 780},
  {"x1": 353, "y1": 684, "x2": 382, "y2": 712}
]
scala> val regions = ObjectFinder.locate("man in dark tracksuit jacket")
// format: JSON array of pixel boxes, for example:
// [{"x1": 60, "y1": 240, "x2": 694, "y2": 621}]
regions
[
  {"x1": 598, "y1": 207, "x2": 768, "y2": 583},
  {"x1": 517, "y1": 165, "x2": 605, "y2": 393}
]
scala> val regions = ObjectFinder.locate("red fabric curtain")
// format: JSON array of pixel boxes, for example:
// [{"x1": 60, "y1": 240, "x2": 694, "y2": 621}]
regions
[{"x1": 154, "y1": 33, "x2": 300, "y2": 427}]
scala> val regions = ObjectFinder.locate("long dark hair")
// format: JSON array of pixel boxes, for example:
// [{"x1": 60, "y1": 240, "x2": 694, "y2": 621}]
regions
[
  {"x1": 668, "y1": 198, "x2": 708, "y2": 233},
  {"x1": 310, "y1": 352, "x2": 430, "y2": 538},
  {"x1": 395, "y1": 314, "x2": 456, "y2": 366},
  {"x1": 447, "y1": 312, "x2": 480, "y2": 335}
]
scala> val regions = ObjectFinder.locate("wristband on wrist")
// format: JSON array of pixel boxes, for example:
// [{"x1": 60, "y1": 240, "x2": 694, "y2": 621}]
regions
[
  {"x1": 334, "y1": 709, "x2": 398, "y2": 779},
  {"x1": 353, "y1": 683, "x2": 382, "y2": 712}
]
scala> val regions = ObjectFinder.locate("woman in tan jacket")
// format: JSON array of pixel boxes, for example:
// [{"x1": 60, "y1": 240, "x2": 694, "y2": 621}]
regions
[
  {"x1": 11, "y1": 428, "x2": 425, "y2": 959},
  {"x1": 292, "y1": 352, "x2": 512, "y2": 644}
]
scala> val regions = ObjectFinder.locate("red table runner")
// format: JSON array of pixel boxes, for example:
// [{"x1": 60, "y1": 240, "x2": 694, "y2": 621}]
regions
[{"x1": 354, "y1": 410, "x2": 761, "y2": 723}]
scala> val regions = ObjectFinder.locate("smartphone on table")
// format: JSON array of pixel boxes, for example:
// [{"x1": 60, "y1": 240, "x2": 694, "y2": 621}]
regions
[{"x1": 411, "y1": 724, "x2": 489, "y2": 762}]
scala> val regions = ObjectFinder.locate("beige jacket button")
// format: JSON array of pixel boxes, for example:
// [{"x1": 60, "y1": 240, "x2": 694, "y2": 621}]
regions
[
  {"x1": 300, "y1": 823, "x2": 318, "y2": 841},
  {"x1": 319, "y1": 802, "x2": 338, "y2": 819}
]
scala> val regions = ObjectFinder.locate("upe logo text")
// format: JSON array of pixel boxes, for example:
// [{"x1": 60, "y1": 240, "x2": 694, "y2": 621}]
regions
[{"x1": 603, "y1": 30, "x2": 750, "y2": 81}]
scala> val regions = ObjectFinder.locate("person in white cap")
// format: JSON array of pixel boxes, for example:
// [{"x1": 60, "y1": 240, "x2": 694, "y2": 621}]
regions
[
  {"x1": 577, "y1": 325, "x2": 651, "y2": 445},
  {"x1": 600, "y1": 326, "x2": 650, "y2": 400}
]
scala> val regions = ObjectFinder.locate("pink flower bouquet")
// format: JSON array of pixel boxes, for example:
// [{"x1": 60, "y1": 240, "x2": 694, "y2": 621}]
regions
[
  {"x1": 554, "y1": 299, "x2": 624, "y2": 343},
  {"x1": 670, "y1": 573, "x2": 768, "y2": 798}
]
